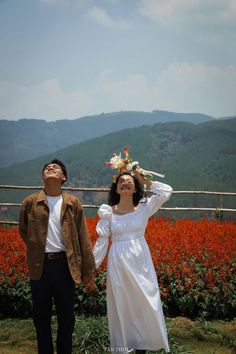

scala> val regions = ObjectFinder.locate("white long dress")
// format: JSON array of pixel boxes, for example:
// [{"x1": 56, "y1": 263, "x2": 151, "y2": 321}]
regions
[{"x1": 93, "y1": 181, "x2": 172, "y2": 354}]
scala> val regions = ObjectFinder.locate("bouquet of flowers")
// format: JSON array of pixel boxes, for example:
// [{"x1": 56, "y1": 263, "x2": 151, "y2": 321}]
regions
[{"x1": 105, "y1": 147, "x2": 165, "y2": 181}]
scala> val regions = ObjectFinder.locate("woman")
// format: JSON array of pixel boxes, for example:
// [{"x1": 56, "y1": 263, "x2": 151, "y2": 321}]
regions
[{"x1": 93, "y1": 171, "x2": 172, "y2": 354}]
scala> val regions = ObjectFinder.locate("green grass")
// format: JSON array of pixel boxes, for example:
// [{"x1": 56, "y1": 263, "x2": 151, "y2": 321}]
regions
[{"x1": 0, "y1": 316, "x2": 235, "y2": 354}]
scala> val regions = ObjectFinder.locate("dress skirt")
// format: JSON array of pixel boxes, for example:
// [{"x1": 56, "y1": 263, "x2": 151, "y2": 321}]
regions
[{"x1": 106, "y1": 237, "x2": 170, "y2": 354}]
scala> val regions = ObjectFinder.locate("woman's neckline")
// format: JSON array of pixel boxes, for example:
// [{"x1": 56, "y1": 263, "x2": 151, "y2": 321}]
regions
[{"x1": 112, "y1": 204, "x2": 139, "y2": 216}]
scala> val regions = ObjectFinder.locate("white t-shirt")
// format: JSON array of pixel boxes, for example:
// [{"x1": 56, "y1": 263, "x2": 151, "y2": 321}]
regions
[{"x1": 45, "y1": 195, "x2": 66, "y2": 253}]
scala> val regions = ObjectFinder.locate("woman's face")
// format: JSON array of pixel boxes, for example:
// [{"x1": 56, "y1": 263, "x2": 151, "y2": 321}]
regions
[{"x1": 116, "y1": 174, "x2": 136, "y2": 196}]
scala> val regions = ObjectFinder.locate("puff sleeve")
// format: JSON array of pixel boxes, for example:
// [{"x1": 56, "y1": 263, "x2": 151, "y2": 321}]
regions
[
  {"x1": 146, "y1": 181, "x2": 173, "y2": 217},
  {"x1": 93, "y1": 204, "x2": 112, "y2": 269}
]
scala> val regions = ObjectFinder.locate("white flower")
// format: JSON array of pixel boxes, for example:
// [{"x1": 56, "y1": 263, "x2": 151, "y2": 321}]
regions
[
  {"x1": 125, "y1": 163, "x2": 133, "y2": 171},
  {"x1": 109, "y1": 154, "x2": 125, "y2": 169},
  {"x1": 131, "y1": 161, "x2": 139, "y2": 168}
]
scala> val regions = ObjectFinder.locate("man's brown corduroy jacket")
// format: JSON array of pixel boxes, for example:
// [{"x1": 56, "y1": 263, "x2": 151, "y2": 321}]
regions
[{"x1": 19, "y1": 190, "x2": 96, "y2": 284}]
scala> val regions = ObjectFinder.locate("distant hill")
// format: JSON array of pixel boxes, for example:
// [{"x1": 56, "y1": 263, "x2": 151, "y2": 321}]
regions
[
  {"x1": 0, "y1": 110, "x2": 214, "y2": 167},
  {"x1": 0, "y1": 118, "x2": 235, "y2": 219}
]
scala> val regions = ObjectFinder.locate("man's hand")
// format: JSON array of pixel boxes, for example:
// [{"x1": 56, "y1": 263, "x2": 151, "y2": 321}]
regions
[{"x1": 83, "y1": 280, "x2": 98, "y2": 294}]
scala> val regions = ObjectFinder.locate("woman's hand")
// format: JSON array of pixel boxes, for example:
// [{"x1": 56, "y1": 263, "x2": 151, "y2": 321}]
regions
[
  {"x1": 82, "y1": 274, "x2": 98, "y2": 294},
  {"x1": 83, "y1": 280, "x2": 98, "y2": 294},
  {"x1": 133, "y1": 169, "x2": 152, "y2": 186}
]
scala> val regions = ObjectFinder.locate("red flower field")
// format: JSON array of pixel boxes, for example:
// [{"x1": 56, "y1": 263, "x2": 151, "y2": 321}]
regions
[{"x1": 0, "y1": 217, "x2": 236, "y2": 318}]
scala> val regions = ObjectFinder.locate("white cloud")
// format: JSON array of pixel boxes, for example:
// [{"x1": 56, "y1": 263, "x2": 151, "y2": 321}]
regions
[
  {"x1": 137, "y1": 0, "x2": 236, "y2": 29},
  {"x1": 0, "y1": 63, "x2": 235, "y2": 120},
  {"x1": 155, "y1": 63, "x2": 236, "y2": 117},
  {"x1": 90, "y1": 63, "x2": 236, "y2": 117},
  {"x1": 88, "y1": 6, "x2": 131, "y2": 29},
  {"x1": 92, "y1": 71, "x2": 156, "y2": 112},
  {"x1": 0, "y1": 79, "x2": 92, "y2": 120},
  {"x1": 40, "y1": 1, "x2": 132, "y2": 29}
]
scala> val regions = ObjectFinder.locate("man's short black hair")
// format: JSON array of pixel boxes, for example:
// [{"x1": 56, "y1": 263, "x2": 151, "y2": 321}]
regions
[{"x1": 42, "y1": 159, "x2": 68, "y2": 184}]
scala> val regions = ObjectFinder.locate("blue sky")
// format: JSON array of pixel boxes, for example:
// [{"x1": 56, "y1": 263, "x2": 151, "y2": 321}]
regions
[{"x1": 0, "y1": 0, "x2": 236, "y2": 120}]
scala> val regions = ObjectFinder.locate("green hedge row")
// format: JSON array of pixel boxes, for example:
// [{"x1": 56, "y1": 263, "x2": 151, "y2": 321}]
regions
[{"x1": 1, "y1": 270, "x2": 236, "y2": 320}]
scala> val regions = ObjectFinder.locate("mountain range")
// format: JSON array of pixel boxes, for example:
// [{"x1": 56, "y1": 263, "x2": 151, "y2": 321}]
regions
[{"x1": 0, "y1": 110, "x2": 215, "y2": 167}]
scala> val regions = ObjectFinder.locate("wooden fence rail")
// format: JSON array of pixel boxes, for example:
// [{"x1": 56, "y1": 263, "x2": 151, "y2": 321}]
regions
[{"x1": 0, "y1": 184, "x2": 236, "y2": 225}]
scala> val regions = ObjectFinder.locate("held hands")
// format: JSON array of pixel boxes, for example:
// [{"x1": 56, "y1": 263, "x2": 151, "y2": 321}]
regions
[{"x1": 83, "y1": 277, "x2": 98, "y2": 294}]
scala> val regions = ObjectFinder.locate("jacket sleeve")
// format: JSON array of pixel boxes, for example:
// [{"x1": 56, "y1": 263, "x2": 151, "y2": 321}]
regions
[
  {"x1": 146, "y1": 181, "x2": 173, "y2": 217},
  {"x1": 76, "y1": 204, "x2": 96, "y2": 283},
  {"x1": 18, "y1": 201, "x2": 28, "y2": 244},
  {"x1": 93, "y1": 204, "x2": 111, "y2": 269}
]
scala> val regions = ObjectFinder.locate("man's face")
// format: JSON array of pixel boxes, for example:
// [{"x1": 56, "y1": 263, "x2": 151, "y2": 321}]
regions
[{"x1": 42, "y1": 163, "x2": 66, "y2": 184}]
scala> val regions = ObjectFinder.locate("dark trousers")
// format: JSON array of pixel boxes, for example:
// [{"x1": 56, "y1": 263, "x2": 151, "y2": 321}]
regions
[{"x1": 30, "y1": 258, "x2": 75, "y2": 354}]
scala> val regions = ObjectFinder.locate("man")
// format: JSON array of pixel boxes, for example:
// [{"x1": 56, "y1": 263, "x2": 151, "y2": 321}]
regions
[{"x1": 19, "y1": 159, "x2": 97, "y2": 354}]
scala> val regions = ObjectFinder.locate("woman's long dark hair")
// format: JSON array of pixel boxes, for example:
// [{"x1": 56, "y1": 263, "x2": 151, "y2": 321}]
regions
[{"x1": 108, "y1": 171, "x2": 146, "y2": 206}]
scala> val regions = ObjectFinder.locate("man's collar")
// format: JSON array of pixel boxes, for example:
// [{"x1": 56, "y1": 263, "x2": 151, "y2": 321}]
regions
[{"x1": 36, "y1": 190, "x2": 73, "y2": 206}]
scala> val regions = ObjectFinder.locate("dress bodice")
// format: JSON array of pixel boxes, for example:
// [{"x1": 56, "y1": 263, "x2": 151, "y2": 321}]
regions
[{"x1": 110, "y1": 206, "x2": 149, "y2": 243}]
